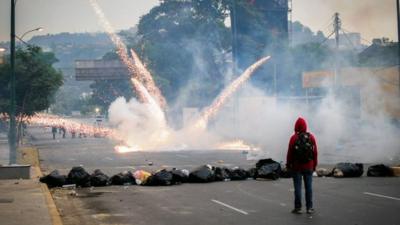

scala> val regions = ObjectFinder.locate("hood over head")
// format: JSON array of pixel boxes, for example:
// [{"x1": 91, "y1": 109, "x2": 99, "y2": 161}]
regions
[{"x1": 294, "y1": 117, "x2": 307, "y2": 133}]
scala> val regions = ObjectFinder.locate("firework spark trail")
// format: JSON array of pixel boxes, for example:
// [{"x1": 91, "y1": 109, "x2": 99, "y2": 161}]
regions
[
  {"x1": 129, "y1": 49, "x2": 167, "y2": 108},
  {"x1": 28, "y1": 114, "x2": 120, "y2": 140},
  {"x1": 88, "y1": 0, "x2": 166, "y2": 109},
  {"x1": 194, "y1": 56, "x2": 271, "y2": 129}
]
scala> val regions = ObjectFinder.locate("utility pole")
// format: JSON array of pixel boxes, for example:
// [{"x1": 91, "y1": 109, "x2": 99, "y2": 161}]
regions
[
  {"x1": 9, "y1": 0, "x2": 17, "y2": 164},
  {"x1": 333, "y1": 12, "x2": 341, "y2": 92},
  {"x1": 397, "y1": 0, "x2": 400, "y2": 94},
  {"x1": 231, "y1": 1, "x2": 238, "y2": 75}
]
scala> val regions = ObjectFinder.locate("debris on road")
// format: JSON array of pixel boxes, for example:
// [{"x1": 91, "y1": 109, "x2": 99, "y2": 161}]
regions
[
  {"x1": 392, "y1": 166, "x2": 400, "y2": 177},
  {"x1": 111, "y1": 171, "x2": 136, "y2": 185},
  {"x1": 332, "y1": 163, "x2": 363, "y2": 178},
  {"x1": 62, "y1": 184, "x2": 76, "y2": 189},
  {"x1": 170, "y1": 168, "x2": 189, "y2": 184},
  {"x1": 367, "y1": 164, "x2": 394, "y2": 177},
  {"x1": 229, "y1": 167, "x2": 249, "y2": 181},
  {"x1": 67, "y1": 166, "x2": 91, "y2": 187},
  {"x1": 146, "y1": 169, "x2": 174, "y2": 186},
  {"x1": 254, "y1": 158, "x2": 281, "y2": 180},
  {"x1": 133, "y1": 170, "x2": 151, "y2": 185},
  {"x1": 189, "y1": 165, "x2": 215, "y2": 183},
  {"x1": 214, "y1": 167, "x2": 231, "y2": 181},
  {"x1": 90, "y1": 169, "x2": 110, "y2": 186},
  {"x1": 316, "y1": 168, "x2": 332, "y2": 177},
  {"x1": 40, "y1": 170, "x2": 67, "y2": 188}
]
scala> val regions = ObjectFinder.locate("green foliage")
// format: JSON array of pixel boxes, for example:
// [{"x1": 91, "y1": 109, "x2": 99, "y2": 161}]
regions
[
  {"x1": 0, "y1": 46, "x2": 63, "y2": 117},
  {"x1": 89, "y1": 79, "x2": 134, "y2": 112},
  {"x1": 131, "y1": 0, "x2": 231, "y2": 106}
]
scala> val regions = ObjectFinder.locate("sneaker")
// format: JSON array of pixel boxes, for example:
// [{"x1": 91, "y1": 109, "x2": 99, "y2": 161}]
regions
[
  {"x1": 291, "y1": 208, "x2": 302, "y2": 214},
  {"x1": 306, "y1": 208, "x2": 315, "y2": 214}
]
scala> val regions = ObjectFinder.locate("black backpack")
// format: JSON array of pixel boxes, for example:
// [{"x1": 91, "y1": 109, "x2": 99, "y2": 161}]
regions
[{"x1": 293, "y1": 132, "x2": 314, "y2": 163}]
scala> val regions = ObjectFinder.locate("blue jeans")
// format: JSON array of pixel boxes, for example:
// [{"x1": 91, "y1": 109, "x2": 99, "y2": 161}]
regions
[{"x1": 292, "y1": 170, "x2": 313, "y2": 209}]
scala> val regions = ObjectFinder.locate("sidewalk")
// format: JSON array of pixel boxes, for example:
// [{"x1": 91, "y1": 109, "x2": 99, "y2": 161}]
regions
[{"x1": 0, "y1": 132, "x2": 62, "y2": 225}]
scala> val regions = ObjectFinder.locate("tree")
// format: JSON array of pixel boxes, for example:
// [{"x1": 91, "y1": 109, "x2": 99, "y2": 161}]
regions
[
  {"x1": 0, "y1": 46, "x2": 63, "y2": 141},
  {"x1": 129, "y1": 0, "x2": 231, "y2": 107}
]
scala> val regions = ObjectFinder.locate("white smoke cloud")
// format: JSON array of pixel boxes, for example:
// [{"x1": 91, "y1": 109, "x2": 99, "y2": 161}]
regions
[{"x1": 108, "y1": 97, "x2": 170, "y2": 150}]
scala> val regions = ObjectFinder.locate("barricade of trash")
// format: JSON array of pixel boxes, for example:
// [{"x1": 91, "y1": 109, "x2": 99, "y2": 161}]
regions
[{"x1": 39, "y1": 159, "x2": 400, "y2": 188}]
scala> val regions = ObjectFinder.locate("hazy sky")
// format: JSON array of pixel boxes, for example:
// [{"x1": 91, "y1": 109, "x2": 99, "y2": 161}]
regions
[{"x1": 0, "y1": 0, "x2": 397, "y2": 43}]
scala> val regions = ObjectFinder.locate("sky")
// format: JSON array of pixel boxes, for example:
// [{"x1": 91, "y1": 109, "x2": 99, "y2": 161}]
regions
[{"x1": 0, "y1": 0, "x2": 397, "y2": 43}]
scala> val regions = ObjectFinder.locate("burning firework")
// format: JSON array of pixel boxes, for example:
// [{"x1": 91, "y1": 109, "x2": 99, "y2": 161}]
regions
[
  {"x1": 28, "y1": 113, "x2": 119, "y2": 140},
  {"x1": 114, "y1": 144, "x2": 141, "y2": 153},
  {"x1": 88, "y1": 0, "x2": 166, "y2": 109},
  {"x1": 194, "y1": 56, "x2": 271, "y2": 129},
  {"x1": 216, "y1": 139, "x2": 260, "y2": 151}
]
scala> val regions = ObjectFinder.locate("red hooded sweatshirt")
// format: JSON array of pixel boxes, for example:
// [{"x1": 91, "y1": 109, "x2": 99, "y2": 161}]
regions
[{"x1": 286, "y1": 117, "x2": 318, "y2": 171}]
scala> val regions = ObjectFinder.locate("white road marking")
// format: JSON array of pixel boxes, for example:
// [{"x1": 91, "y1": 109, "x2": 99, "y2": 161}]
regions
[
  {"x1": 211, "y1": 199, "x2": 249, "y2": 215},
  {"x1": 363, "y1": 192, "x2": 400, "y2": 201}
]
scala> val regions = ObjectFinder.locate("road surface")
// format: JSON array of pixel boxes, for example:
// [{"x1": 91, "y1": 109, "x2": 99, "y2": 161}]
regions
[{"x1": 29, "y1": 126, "x2": 400, "y2": 225}]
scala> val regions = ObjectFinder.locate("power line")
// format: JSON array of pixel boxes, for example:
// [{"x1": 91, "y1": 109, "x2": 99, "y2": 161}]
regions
[
  {"x1": 317, "y1": 31, "x2": 335, "y2": 47},
  {"x1": 341, "y1": 27, "x2": 372, "y2": 45},
  {"x1": 341, "y1": 29, "x2": 359, "y2": 52}
]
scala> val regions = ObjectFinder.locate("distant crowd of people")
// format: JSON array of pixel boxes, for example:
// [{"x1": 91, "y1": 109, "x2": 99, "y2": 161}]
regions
[{"x1": 50, "y1": 123, "x2": 105, "y2": 139}]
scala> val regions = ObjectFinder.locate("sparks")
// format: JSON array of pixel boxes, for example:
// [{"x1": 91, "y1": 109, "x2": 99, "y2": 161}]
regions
[
  {"x1": 114, "y1": 145, "x2": 141, "y2": 153},
  {"x1": 216, "y1": 139, "x2": 260, "y2": 151},
  {"x1": 194, "y1": 56, "x2": 271, "y2": 129},
  {"x1": 88, "y1": 0, "x2": 166, "y2": 109}
]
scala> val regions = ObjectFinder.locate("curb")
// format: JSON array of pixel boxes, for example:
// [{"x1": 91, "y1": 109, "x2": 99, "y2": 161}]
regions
[
  {"x1": 36, "y1": 166, "x2": 64, "y2": 225},
  {"x1": 21, "y1": 147, "x2": 64, "y2": 225}
]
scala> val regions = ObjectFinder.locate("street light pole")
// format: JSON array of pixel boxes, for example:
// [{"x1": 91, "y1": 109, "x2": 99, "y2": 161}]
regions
[
  {"x1": 397, "y1": 0, "x2": 400, "y2": 94},
  {"x1": 15, "y1": 27, "x2": 44, "y2": 47},
  {"x1": 20, "y1": 27, "x2": 43, "y2": 40},
  {"x1": 9, "y1": 0, "x2": 17, "y2": 164}
]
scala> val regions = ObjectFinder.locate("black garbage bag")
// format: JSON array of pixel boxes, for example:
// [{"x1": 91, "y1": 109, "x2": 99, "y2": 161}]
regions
[
  {"x1": 214, "y1": 167, "x2": 232, "y2": 181},
  {"x1": 146, "y1": 169, "x2": 174, "y2": 186},
  {"x1": 40, "y1": 170, "x2": 66, "y2": 188},
  {"x1": 230, "y1": 167, "x2": 249, "y2": 180},
  {"x1": 255, "y1": 158, "x2": 281, "y2": 180},
  {"x1": 247, "y1": 168, "x2": 257, "y2": 178},
  {"x1": 171, "y1": 168, "x2": 189, "y2": 184},
  {"x1": 110, "y1": 171, "x2": 135, "y2": 185},
  {"x1": 189, "y1": 165, "x2": 215, "y2": 183},
  {"x1": 89, "y1": 169, "x2": 110, "y2": 187},
  {"x1": 333, "y1": 163, "x2": 364, "y2": 178},
  {"x1": 367, "y1": 164, "x2": 394, "y2": 177},
  {"x1": 67, "y1": 166, "x2": 91, "y2": 187},
  {"x1": 280, "y1": 167, "x2": 292, "y2": 178}
]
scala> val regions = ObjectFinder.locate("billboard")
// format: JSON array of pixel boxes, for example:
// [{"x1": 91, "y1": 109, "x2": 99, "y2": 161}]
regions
[{"x1": 75, "y1": 60, "x2": 130, "y2": 81}]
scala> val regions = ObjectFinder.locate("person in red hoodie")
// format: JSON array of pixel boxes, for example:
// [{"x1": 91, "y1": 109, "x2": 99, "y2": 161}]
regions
[{"x1": 286, "y1": 117, "x2": 318, "y2": 214}]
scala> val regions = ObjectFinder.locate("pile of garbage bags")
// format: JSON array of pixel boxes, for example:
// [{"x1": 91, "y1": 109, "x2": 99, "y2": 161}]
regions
[
  {"x1": 39, "y1": 160, "x2": 398, "y2": 188},
  {"x1": 40, "y1": 158, "x2": 285, "y2": 188},
  {"x1": 318, "y1": 163, "x2": 397, "y2": 178}
]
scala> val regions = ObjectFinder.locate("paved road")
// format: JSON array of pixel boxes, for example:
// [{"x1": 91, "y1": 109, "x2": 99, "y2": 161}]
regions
[{"x1": 29, "y1": 126, "x2": 400, "y2": 225}]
